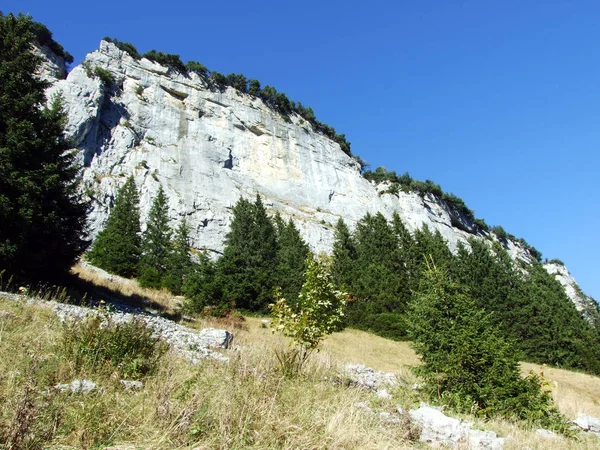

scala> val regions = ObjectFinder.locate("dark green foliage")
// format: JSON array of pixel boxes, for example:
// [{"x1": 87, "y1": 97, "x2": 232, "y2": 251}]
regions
[
  {"x1": 407, "y1": 260, "x2": 566, "y2": 428},
  {"x1": 215, "y1": 195, "x2": 278, "y2": 312},
  {"x1": 455, "y1": 239, "x2": 600, "y2": 375},
  {"x1": 0, "y1": 13, "x2": 89, "y2": 281},
  {"x1": 93, "y1": 66, "x2": 114, "y2": 85},
  {"x1": 492, "y1": 225, "x2": 508, "y2": 241},
  {"x1": 87, "y1": 177, "x2": 141, "y2": 277},
  {"x1": 183, "y1": 250, "x2": 227, "y2": 315},
  {"x1": 275, "y1": 215, "x2": 310, "y2": 306},
  {"x1": 331, "y1": 218, "x2": 357, "y2": 289},
  {"x1": 547, "y1": 258, "x2": 565, "y2": 266},
  {"x1": 31, "y1": 18, "x2": 73, "y2": 63},
  {"x1": 60, "y1": 313, "x2": 167, "y2": 379},
  {"x1": 343, "y1": 213, "x2": 411, "y2": 338},
  {"x1": 102, "y1": 37, "x2": 141, "y2": 59},
  {"x1": 163, "y1": 219, "x2": 193, "y2": 295},
  {"x1": 138, "y1": 185, "x2": 172, "y2": 288},
  {"x1": 247, "y1": 79, "x2": 261, "y2": 96},
  {"x1": 142, "y1": 50, "x2": 186, "y2": 72},
  {"x1": 185, "y1": 60, "x2": 208, "y2": 77},
  {"x1": 210, "y1": 71, "x2": 227, "y2": 88},
  {"x1": 226, "y1": 73, "x2": 248, "y2": 93}
]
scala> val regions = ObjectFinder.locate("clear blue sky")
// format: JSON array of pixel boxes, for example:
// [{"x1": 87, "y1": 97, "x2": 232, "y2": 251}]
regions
[{"x1": 5, "y1": 1, "x2": 599, "y2": 300}]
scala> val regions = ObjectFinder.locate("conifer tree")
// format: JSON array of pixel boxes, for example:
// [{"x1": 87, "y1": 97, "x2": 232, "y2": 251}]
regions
[
  {"x1": 275, "y1": 217, "x2": 310, "y2": 306},
  {"x1": 407, "y1": 258, "x2": 564, "y2": 426},
  {"x1": 87, "y1": 176, "x2": 141, "y2": 277},
  {"x1": 138, "y1": 185, "x2": 172, "y2": 288},
  {"x1": 346, "y1": 213, "x2": 410, "y2": 338},
  {"x1": 183, "y1": 250, "x2": 224, "y2": 314},
  {"x1": 163, "y1": 218, "x2": 192, "y2": 295},
  {"x1": 217, "y1": 194, "x2": 278, "y2": 311},
  {"x1": 331, "y1": 218, "x2": 357, "y2": 289},
  {"x1": 0, "y1": 13, "x2": 88, "y2": 280}
]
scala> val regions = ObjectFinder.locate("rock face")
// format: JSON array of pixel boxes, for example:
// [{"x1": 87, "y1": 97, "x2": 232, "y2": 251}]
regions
[{"x1": 41, "y1": 41, "x2": 596, "y2": 311}]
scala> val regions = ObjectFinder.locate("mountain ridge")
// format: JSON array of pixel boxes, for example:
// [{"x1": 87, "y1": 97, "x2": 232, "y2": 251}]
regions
[{"x1": 39, "y1": 39, "x2": 597, "y2": 315}]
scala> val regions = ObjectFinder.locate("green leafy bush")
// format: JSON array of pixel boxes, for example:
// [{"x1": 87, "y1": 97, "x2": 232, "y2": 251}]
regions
[
  {"x1": 270, "y1": 255, "x2": 346, "y2": 375},
  {"x1": 59, "y1": 312, "x2": 167, "y2": 379},
  {"x1": 142, "y1": 50, "x2": 186, "y2": 72}
]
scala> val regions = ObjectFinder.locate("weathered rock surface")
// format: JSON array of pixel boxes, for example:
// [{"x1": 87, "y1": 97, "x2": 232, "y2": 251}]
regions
[
  {"x1": 40, "y1": 41, "x2": 597, "y2": 312},
  {"x1": 55, "y1": 379, "x2": 97, "y2": 394},
  {"x1": 573, "y1": 413, "x2": 600, "y2": 433},
  {"x1": 409, "y1": 404, "x2": 505, "y2": 449},
  {"x1": 344, "y1": 363, "x2": 398, "y2": 390}
]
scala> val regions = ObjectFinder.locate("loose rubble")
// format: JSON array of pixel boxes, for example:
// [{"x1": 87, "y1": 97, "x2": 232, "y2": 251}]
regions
[{"x1": 1, "y1": 290, "x2": 233, "y2": 364}]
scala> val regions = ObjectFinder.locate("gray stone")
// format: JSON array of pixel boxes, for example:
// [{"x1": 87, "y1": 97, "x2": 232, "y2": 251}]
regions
[
  {"x1": 198, "y1": 328, "x2": 234, "y2": 349},
  {"x1": 120, "y1": 380, "x2": 144, "y2": 390},
  {"x1": 55, "y1": 379, "x2": 97, "y2": 394},
  {"x1": 535, "y1": 428, "x2": 562, "y2": 439},
  {"x1": 409, "y1": 404, "x2": 505, "y2": 449},
  {"x1": 344, "y1": 364, "x2": 398, "y2": 390},
  {"x1": 573, "y1": 414, "x2": 600, "y2": 433}
]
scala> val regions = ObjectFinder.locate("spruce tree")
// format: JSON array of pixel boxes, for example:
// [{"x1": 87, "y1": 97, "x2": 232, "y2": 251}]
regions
[
  {"x1": 407, "y1": 259, "x2": 564, "y2": 427},
  {"x1": 163, "y1": 218, "x2": 192, "y2": 295},
  {"x1": 347, "y1": 213, "x2": 410, "y2": 338},
  {"x1": 183, "y1": 250, "x2": 225, "y2": 314},
  {"x1": 275, "y1": 217, "x2": 310, "y2": 306},
  {"x1": 87, "y1": 176, "x2": 141, "y2": 277},
  {"x1": 331, "y1": 218, "x2": 357, "y2": 289},
  {"x1": 0, "y1": 13, "x2": 88, "y2": 280},
  {"x1": 217, "y1": 194, "x2": 278, "y2": 311},
  {"x1": 139, "y1": 185, "x2": 172, "y2": 288}
]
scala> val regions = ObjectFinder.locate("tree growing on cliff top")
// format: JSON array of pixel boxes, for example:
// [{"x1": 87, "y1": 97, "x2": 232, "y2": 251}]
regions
[
  {"x1": 87, "y1": 177, "x2": 141, "y2": 277},
  {"x1": 0, "y1": 13, "x2": 88, "y2": 280}
]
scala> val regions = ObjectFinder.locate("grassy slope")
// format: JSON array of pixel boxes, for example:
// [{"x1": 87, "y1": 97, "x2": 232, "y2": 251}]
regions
[{"x1": 1, "y1": 264, "x2": 599, "y2": 449}]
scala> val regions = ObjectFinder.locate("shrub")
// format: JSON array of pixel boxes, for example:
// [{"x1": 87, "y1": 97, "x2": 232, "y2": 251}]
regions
[
  {"x1": 94, "y1": 66, "x2": 114, "y2": 85},
  {"x1": 270, "y1": 255, "x2": 346, "y2": 375},
  {"x1": 407, "y1": 258, "x2": 566, "y2": 430},
  {"x1": 103, "y1": 37, "x2": 141, "y2": 59},
  {"x1": 59, "y1": 312, "x2": 167, "y2": 379},
  {"x1": 142, "y1": 50, "x2": 186, "y2": 72}
]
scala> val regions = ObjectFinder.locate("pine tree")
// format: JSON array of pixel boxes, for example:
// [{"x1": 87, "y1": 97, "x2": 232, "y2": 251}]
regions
[
  {"x1": 163, "y1": 218, "x2": 192, "y2": 295},
  {"x1": 87, "y1": 176, "x2": 141, "y2": 277},
  {"x1": 216, "y1": 194, "x2": 278, "y2": 311},
  {"x1": 331, "y1": 218, "x2": 357, "y2": 289},
  {"x1": 407, "y1": 258, "x2": 564, "y2": 426},
  {"x1": 347, "y1": 213, "x2": 410, "y2": 338},
  {"x1": 275, "y1": 217, "x2": 310, "y2": 306},
  {"x1": 0, "y1": 13, "x2": 88, "y2": 280},
  {"x1": 183, "y1": 250, "x2": 225, "y2": 314},
  {"x1": 139, "y1": 185, "x2": 172, "y2": 288}
]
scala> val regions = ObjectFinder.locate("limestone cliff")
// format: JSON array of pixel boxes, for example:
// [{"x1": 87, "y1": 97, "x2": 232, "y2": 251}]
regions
[{"x1": 42, "y1": 41, "x2": 596, "y2": 314}]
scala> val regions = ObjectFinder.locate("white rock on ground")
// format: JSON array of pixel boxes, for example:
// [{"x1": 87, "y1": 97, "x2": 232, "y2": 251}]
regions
[
  {"x1": 55, "y1": 379, "x2": 97, "y2": 394},
  {"x1": 120, "y1": 380, "x2": 144, "y2": 390},
  {"x1": 344, "y1": 363, "x2": 398, "y2": 390},
  {"x1": 573, "y1": 413, "x2": 600, "y2": 433},
  {"x1": 408, "y1": 404, "x2": 505, "y2": 449}
]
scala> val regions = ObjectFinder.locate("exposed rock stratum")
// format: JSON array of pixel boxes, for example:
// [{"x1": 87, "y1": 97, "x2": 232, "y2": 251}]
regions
[{"x1": 39, "y1": 41, "x2": 595, "y2": 312}]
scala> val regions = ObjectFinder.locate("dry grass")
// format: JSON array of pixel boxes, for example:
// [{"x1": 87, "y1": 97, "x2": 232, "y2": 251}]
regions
[
  {"x1": 71, "y1": 261, "x2": 180, "y2": 316},
  {"x1": 5, "y1": 262, "x2": 599, "y2": 449},
  {"x1": 521, "y1": 362, "x2": 600, "y2": 419}
]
